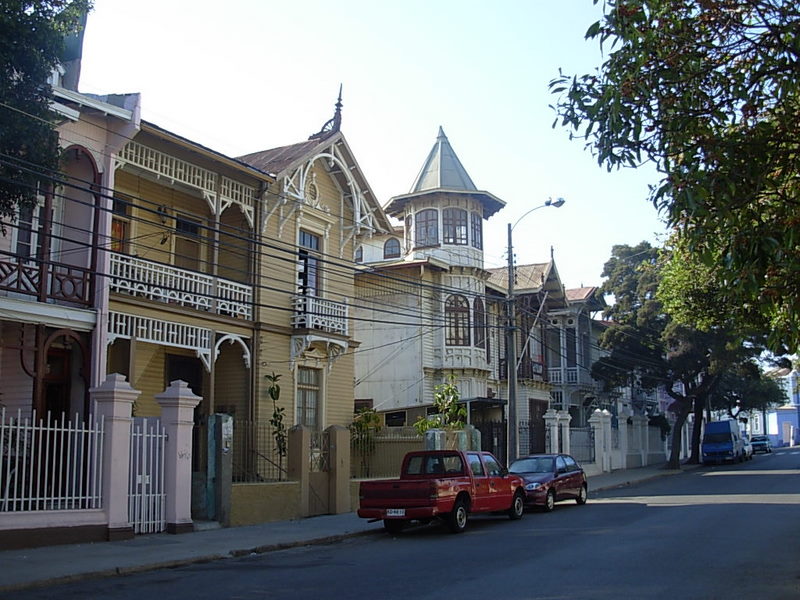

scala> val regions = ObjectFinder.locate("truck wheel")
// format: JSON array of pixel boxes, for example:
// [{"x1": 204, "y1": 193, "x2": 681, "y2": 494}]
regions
[
  {"x1": 508, "y1": 491, "x2": 524, "y2": 520},
  {"x1": 447, "y1": 497, "x2": 469, "y2": 533},
  {"x1": 383, "y1": 519, "x2": 406, "y2": 535},
  {"x1": 543, "y1": 489, "x2": 556, "y2": 512}
]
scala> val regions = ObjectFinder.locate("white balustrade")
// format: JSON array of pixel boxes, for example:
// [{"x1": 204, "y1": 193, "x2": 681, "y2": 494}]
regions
[
  {"x1": 110, "y1": 253, "x2": 252, "y2": 320},
  {"x1": 117, "y1": 141, "x2": 256, "y2": 224},
  {"x1": 292, "y1": 294, "x2": 348, "y2": 335}
]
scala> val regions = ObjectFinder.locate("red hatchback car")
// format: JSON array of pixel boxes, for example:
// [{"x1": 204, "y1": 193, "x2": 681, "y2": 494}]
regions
[{"x1": 508, "y1": 454, "x2": 588, "y2": 511}]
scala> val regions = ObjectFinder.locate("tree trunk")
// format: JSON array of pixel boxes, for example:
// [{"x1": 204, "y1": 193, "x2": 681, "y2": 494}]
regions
[
  {"x1": 667, "y1": 402, "x2": 691, "y2": 469},
  {"x1": 687, "y1": 397, "x2": 705, "y2": 464}
]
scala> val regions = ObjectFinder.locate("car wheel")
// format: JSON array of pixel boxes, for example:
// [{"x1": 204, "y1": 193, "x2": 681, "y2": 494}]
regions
[
  {"x1": 543, "y1": 489, "x2": 556, "y2": 512},
  {"x1": 383, "y1": 519, "x2": 406, "y2": 535},
  {"x1": 447, "y1": 497, "x2": 469, "y2": 533},
  {"x1": 508, "y1": 491, "x2": 525, "y2": 520},
  {"x1": 576, "y1": 483, "x2": 588, "y2": 505}
]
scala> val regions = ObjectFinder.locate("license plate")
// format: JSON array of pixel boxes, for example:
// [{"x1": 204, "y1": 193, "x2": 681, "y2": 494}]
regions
[{"x1": 386, "y1": 509, "x2": 405, "y2": 517}]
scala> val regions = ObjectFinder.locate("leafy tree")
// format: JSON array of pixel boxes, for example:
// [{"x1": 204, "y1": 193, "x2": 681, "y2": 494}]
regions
[
  {"x1": 593, "y1": 242, "x2": 750, "y2": 468},
  {"x1": 708, "y1": 361, "x2": 787, "y2": 419},
  {"x1": 0, "y1": 1, "x2": 91, "y2": 221},
  {"x1": 413, "y1": 375, "x2": 467, "y2": 434},
  {"x1": 550, "y1": 0, "x2": 800, "y2": 352}
]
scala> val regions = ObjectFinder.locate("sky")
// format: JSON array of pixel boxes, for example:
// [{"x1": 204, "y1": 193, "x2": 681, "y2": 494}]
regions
[{"x1": 78, "y1": 0, "x2": 668, "y2": 290}]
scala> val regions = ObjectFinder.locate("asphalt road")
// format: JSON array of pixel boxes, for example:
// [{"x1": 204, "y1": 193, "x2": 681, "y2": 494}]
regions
[{"x1": 9, "y1": 448, "x2": 800, "y2": 600}]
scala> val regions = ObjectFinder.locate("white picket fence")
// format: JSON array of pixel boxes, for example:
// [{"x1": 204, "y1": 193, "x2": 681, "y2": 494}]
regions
[
  {"x1": 128, "y1": 417, "x2": 167, "y2": 534},
  {"x1": 0, "y1": 408, "x2": 104, "y2": 512}
]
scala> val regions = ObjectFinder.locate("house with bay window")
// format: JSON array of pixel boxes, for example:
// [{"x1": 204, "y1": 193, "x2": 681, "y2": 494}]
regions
[{"x1": 354, "y1": 127, "x2": 562, "y2": 461}]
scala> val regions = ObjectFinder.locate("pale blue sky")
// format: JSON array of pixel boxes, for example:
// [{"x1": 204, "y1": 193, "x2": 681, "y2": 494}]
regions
[{"x1": 79, "y1": 0, "x2": 667, "y2": 289}]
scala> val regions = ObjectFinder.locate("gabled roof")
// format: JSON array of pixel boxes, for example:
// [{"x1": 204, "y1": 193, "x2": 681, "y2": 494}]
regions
[
  {"x1": 384, "y1": 127, "x2": 505, "y2": 219},
  {"x1": 485, "y1": 261, "x2": 566, "y2": 305},
  {"x1": 237, "y1": 95, "x2": 393, "y2": 233},
  {"x1": 566, "y1": 286, "x2": 606, "y2": 312},
  {"x1": 238, "y1": 139, "x2": 321, "y2": 176}
]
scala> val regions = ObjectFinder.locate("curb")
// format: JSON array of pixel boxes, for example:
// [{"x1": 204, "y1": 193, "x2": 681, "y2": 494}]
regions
[{"x1": 0, "y1": 529, "x2": 382, "y2": 594}]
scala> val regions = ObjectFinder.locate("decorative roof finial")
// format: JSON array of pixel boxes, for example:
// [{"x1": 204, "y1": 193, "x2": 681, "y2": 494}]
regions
[{"x1": 309, "y1": 84, "x2": 343, "y2": 141}]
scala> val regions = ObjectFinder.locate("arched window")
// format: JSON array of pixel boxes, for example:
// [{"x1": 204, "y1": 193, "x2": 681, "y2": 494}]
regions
[
  {"x1": 473, "y1": 298, "x2": 486, "y2": 350},
  {"x1": 442, "y1": 208, "x2": 467, "y2": 245},
  {"x1": 470, "y1": 212, "x2": 483, "y2": 249},
  {"x1": 415, "y1": 209, "x2": 438, "y2": 247},
  {"x1": 354, "y1": 245, "x2": 363, "y2": 263},
  {"x1": 384, "y1": 238, "x2": 401, "y2": 259},
  {"x1": 445, "y1": 294, "x2": 470, "y2": 346}
]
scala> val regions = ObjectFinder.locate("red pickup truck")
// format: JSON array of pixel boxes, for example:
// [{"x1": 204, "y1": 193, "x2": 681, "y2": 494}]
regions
[{"x1": 357, "y1": 449, "x2": 526, "y2": 534}]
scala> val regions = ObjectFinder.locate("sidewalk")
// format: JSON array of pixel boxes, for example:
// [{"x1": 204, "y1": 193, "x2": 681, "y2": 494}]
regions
[{"x1": 0, "y1": 463, "x2": 689, "y2": 593}]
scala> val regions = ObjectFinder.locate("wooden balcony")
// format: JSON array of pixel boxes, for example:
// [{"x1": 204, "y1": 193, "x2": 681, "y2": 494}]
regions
[
  {"x1": 109, "y1": 253, "x2": 252, "y2": 320},
  {"x1": 0, "y1": 254, "x2": 92, "y2": 306},
  {"x1": 291, "y1": 294, "x2": 348, "y2": 336}
]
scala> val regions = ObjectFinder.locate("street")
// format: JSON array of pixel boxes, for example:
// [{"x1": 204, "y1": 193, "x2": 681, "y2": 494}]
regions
[{"x1": 8, "y1": 448, "x2": 800, "y2": 600}]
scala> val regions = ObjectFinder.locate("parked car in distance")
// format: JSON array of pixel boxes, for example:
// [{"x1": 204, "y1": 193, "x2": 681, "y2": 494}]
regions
[
  {"x1": 508, "y1": 454, "x2": 588, "y2": 512},
  {"x1": 742, "y1": 436, "x2": 753, "y2": 460},
  {"x1": 751, "y1": 434, "x2": 772, "y2": 454}
]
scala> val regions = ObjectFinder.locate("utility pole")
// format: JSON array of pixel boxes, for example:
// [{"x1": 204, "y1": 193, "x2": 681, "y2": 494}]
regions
[
  {"x1": 506, "y1": 222, "x2": 518, "y2": 464},
  {"x1": 505, "y1": 197, "x2": 565, "y2": 465}
]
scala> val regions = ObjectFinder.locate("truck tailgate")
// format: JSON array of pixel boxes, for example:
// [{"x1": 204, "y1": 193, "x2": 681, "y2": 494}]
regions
[{"x1": 359, "y1": 480, "x2": 436, "y2": 508}]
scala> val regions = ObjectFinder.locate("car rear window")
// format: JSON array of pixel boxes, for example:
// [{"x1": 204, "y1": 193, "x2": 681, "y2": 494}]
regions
[{"x1": 406, "y1": 454, "x2": 464, "y2": 476}]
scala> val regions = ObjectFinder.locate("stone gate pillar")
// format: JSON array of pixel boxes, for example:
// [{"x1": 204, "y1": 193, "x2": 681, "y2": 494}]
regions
[
  {"x1": 91, "y1": 373, "x2": 140, "y2": 541},
  {"x1": 557, "y1": 410, "x2": 572, "y2": 455},
  {"x1": 156, "y1": 380, "x2": 202, "y2": 534},
  {"x1": 544, "y1": 409, "x2": 559, "y2": 453},
  {"x1": 326, "y1": 425, "x2": 350, "y2": 514}
]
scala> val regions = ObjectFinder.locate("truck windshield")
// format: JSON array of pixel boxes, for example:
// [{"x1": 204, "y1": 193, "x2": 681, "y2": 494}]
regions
[{"x1": 703, "y1": 433, "x2": 732, "y2": 443}]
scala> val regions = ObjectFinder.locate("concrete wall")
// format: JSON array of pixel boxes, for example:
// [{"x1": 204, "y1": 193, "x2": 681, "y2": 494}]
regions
[{"x1": 230, "y1": 482, "x2": 301, "y2": 526}]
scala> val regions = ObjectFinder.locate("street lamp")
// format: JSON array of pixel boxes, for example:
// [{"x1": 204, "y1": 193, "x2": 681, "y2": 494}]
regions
[{"x1": 506, "y1": 197, "x2": 565, "y2": 463}]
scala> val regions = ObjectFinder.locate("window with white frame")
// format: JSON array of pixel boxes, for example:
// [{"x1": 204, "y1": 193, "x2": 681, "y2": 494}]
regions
[
  {"x1": 471, "y1": 212, "x2": 483, "y2": 249},
  {"x1": 445, "y1": 294, "x2": 470, "y2": 346},
  {"x1": 297, "y1": 367, "x2": 321, "y2": 429},
  {"x1": 415, "y1": 209, "x2": 438, "y2": 247},
  {"x1": 383, "y1": 238, "x2": 401, "y2": 259},
  {"x1": 442, "y1": 208, "x2": 467, "y2": 245},
  {"x1": 473, "y1": 297, "x2": 486, "y2": 350},
  {"x1": 298, "y1": 230, "x2": 321, "y2": 296}
]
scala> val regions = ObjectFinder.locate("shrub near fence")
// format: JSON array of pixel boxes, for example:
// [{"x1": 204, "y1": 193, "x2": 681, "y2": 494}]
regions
[{"x1": 351, "y1": 427, "x2": 423, "y2": 479}]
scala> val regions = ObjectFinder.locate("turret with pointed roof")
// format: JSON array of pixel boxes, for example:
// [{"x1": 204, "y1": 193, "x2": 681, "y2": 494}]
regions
[{"x1": 384, "y1": 127, "x2": 505, "y2": 219}]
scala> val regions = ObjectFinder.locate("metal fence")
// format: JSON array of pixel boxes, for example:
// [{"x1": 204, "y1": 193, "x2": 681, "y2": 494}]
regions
[
  {"x1": 1, "y1": 408, "x2": 104, "y2": 512},
  {"x1": 232, "y1": 420, "x2": 289, "y2": 482},
  {"x1": 569, "y1": 427, "x2": 595, "y2": 463},
  {"x1": 128, "y1": 417, "x2": 167, "y2": 534},
  {"x1": 351, "y1": 427, "x2": 423, "y2": 479},
  {"x1": 310, "y1": 430, "x2": 329, "y2": 473}
]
